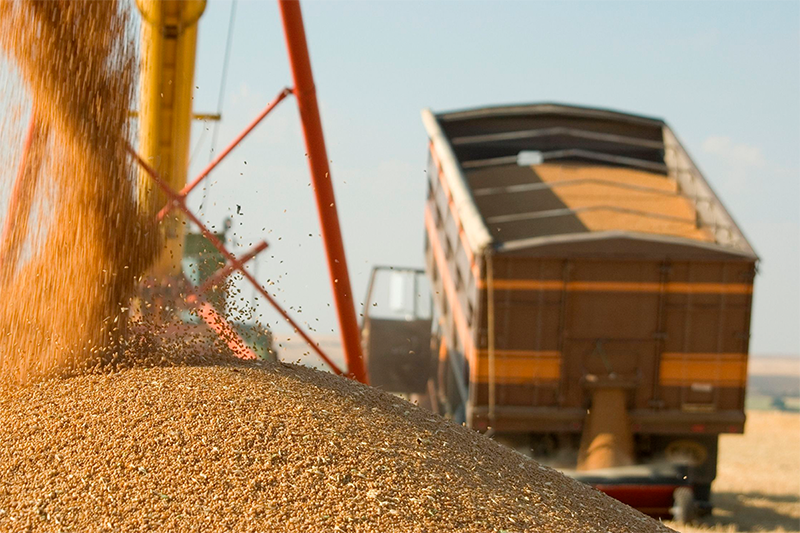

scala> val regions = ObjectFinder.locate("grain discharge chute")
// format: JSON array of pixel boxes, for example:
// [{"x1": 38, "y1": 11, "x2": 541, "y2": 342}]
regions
[{"x1": 361, "y1": 102, "x2": 758, "y2": 519}]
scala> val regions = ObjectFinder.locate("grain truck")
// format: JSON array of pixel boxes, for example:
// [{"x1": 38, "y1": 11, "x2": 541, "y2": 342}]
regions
[{"x1": 360, "y1": 103, "x2": 757, "y2": 518}]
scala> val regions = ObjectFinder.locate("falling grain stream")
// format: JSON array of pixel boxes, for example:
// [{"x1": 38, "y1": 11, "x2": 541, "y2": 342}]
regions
[{"x1": 0, "y1": 0, "x2": 158, "y2": 382}]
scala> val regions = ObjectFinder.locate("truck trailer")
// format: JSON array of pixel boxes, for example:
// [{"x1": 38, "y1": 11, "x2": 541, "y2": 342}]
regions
[{"x1": 361, "y1": 103, "x2": 757, "y2": 518}]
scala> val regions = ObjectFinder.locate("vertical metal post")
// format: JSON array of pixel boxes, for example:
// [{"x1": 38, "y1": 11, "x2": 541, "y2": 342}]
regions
[
  {"x1": 277, "y1": 0, "x2": 367, "y2": 383},
  {"x1": 713, "y1": 263, "x2": 728, "y2": 408},
  {"x1": 412, "y1": 271, "x2": 419, "y2": 317},
  {"x1": 739, "y1": 263, "x2": 756, "y2": 411},
  {"x1": 650, "y1": 261, "x2": 669, "y2": 405},
  {"x1": 486, "y1": 251, "x2": 496, "y2": 430},
  {"x1": 680, "y1": 263, "x2": 694, "y2": 407},
  {"x1": 556, "y1": 260, "x2": 571, "y2": 406}
]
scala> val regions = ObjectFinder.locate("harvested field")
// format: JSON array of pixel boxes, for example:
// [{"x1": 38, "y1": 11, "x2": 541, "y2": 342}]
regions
[
  {"x1": 0, "y1": 359, "x2": 673, "y2": 532},
  {"x1": 668, "y1": 410, "x2": 800, "y2": 533}
]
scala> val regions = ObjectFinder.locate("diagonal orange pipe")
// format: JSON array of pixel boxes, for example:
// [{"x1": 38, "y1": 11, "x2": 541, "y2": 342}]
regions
[
  {"x1": 0, "y1": 114, "x2": 48, "y2": 274},
  {"x1": 278, "y1": 0, "x2": 367, "y2": 383}
]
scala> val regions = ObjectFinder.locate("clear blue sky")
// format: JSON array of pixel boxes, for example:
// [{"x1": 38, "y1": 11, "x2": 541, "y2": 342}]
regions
[{"x1": 184, "y1": 0, "x2": 799, "y2": 357}]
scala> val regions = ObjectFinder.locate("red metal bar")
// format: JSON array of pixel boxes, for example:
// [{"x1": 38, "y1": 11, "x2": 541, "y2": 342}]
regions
[
  {"x1": 593, "y1": 483, "x2": 681, "y2": 518},
  {"x1": 129, "y1": 146, "x2": 345, "y2": 376},
  {"x1": 1, "y1": 115, "x2": 46, "y2": 269},
  {"x1": 278, "y1": 0, "x2": 367, "y2": 383},
  {"x1": 157, "y1": 87, "x2": 293, "y2": 221},
  {"x1": 177, "y1": 268, "x2": 258, "y2": 361},
  {"x1": 184, "y1": 292, "x2": 259, "y2": 361}
]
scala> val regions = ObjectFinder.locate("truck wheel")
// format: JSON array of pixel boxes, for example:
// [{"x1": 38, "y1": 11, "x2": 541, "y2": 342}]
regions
[
  {"x1": 671, "y1": 486, "x2": 696, "y2": 523},
  {"x1": 692, "y1": 483, "x2": 713, "y2": 517}
]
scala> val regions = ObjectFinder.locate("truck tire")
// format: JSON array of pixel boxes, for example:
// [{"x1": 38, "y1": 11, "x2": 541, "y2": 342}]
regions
[{"x1": 692, "y1": 483, "x2": 713, "y2": 517}]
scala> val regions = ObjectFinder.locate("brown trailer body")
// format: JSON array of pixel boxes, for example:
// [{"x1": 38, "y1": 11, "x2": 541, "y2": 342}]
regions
[
  {"x1": 362, "y1": 102, "x2": 757, "y2": 513},
  {"x1": 466, "y1": 255, "x2": 754, "y2": 434},
  {"x1": 416, "y1": 104, "x2": 756, "y2": 494}
]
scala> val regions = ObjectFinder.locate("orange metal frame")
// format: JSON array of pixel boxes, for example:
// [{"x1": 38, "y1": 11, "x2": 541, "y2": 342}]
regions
[
  {"x1": 1, "y1": 0, "x2": 368, "y2": 383},
  {"x1": 278, "y1": 0, "x2": 366, "y2": 383},
  {"x1": 0, "y1": 115, "x2": 46, "y2": 273},
  {"x1": 129, "y1": 146, "x2": 347, "y2": 375}
]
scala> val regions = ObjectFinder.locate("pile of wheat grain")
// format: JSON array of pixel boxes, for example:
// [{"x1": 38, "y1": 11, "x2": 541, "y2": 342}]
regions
[{"x1": 0, "y1": 359, "x2": 673, "y2": 532}]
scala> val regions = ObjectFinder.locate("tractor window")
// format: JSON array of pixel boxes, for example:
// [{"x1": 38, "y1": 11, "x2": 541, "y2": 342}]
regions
[{"x1": 365, "y1": 268, "x2": 432, "y2": 322}]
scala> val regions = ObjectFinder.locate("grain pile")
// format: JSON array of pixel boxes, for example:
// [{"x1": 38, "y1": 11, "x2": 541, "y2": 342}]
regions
[
  {"x1": 0, "y1": 0, "x2": 158, "y2": 382},
  {"x1": 0, "y1": 358, "x2": 673, "y2": 533}
]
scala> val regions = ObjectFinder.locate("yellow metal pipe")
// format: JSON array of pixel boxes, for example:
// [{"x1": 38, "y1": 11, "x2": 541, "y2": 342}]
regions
[{"x1": 136, "y1": 0, "x2": 206, "y2": 277}]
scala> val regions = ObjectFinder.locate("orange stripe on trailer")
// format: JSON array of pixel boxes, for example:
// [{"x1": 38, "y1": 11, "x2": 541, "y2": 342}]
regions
[
  {"x1": 658, "y1": 360, "x2": 747, "y2": 387},
  {"x1": 569, "y1": 281, "x2": 660, "y2": 292},
  {"x1": 664, "y1": 282, "x2": 752, "y2": 295},
  {"x1": 429, "y1": 142, "x2": 482, "y2": 281},
  {"x1": 475, "y1": 355, "x2": 561, "y2": 384},
  {"x1": 476, "y1": 279, "x2": 752, "y2": 295},
  {"x1": 425, "y1": 205, "x2": 475, "y2": 367},
  {"x1": 479, "y1": 279, "x2": 565, "y2": 291},
  {"x1": 661, "y1": 352, "x2": 747, "y2": 361},
  {"x1": 476, "y1": 349, "x2": 560, "y2": 359}
]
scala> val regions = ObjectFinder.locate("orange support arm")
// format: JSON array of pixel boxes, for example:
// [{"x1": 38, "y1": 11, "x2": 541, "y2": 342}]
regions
[{"x1": 277, "y1": 0, "x2": 367, "y2": 383}]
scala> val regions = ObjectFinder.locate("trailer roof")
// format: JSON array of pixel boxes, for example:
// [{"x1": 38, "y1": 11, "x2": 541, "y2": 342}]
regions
[{"x1": 423, "y1": 103, "x2": 757, "y2": 261}]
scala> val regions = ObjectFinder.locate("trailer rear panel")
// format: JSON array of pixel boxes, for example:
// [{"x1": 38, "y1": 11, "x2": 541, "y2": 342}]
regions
[{"x1": 421, "y1": 103, "x2": 757, "y2": 438}]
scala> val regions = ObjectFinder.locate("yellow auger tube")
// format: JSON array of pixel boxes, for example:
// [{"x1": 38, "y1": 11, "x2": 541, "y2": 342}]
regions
[{"x1": 136, "y1": 0, "x2": 206, "y2": 277}]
